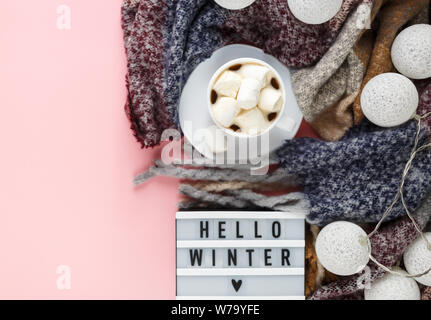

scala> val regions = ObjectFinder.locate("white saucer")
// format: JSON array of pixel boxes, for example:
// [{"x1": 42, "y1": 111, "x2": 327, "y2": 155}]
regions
[{"x1": 179, "y1": 44, "x2": 303, "y2": 161}]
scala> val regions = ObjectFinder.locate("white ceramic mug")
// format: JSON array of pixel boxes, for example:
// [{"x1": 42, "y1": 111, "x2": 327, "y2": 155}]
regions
[{"x1": 207, "y1": 57, "x2": 296, "y2": 138}]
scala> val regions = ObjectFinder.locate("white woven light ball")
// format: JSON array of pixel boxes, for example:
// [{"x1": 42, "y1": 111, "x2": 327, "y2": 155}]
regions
[
  {"x1": 361, "y1": 73, "x2": 419, "y2": 127},
  {"x1": 287, "y1": 0, "x2": 343, "y2": 25},
  {"x1": 214, "y1": 0, "x2": 256, "y2": 10},
  {"x1": 364, "y1": 267, "x2": 421, "y2": 300},
  {"x1": 404, "y1": 232, "x2": 431, "y2": 286},
  {"x1": 315, "y1": 221, "x2": 370, "y2": 276},
  {"x1": 391, "y1": 24, "x2": 431, "y2": 80}
]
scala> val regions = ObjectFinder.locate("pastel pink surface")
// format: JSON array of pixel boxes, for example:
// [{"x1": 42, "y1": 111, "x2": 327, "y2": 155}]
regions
[
  {"x1": 0, "y1": 0, "x2": 178, "y2": 299},
  {"x1": 0, "y1": 0, "x2": 317, "y2": 299}
]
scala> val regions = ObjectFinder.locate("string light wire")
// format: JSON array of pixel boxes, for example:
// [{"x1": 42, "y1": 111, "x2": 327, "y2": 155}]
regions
[{"x1": 366, "y1": 112, "x2": 431, "y2": 278}]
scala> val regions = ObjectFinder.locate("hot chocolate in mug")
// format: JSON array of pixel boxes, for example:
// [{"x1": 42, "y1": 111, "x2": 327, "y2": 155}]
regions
[{"x1": 207, "y1": 57, "x2": 296, "y2": 140}]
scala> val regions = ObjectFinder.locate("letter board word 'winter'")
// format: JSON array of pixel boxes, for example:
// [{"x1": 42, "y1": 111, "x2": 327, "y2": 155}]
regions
[{"x1": 176, "y1": 211, "x2": 305, "y2": 299}]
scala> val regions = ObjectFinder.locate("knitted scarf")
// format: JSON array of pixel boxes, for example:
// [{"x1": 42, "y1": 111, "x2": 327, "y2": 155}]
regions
[
  {"x1": 310, "y1": 193, "x2": 431, "y2": 300},
  {"x1": 137, "y1": 119, "x2": 431, "y2": 226},
  {"x1": 277, "y1": 120, "x2": 431, "y2": 225},
  {"x1": 121, "y1": 0, "x2": 370, "y2": 148},
  {"x1": 297, "y1": 0, "x2": 430, "y2": 140},
  {"x1": 127, "y1": 0, "x2": 431, "y2": 299},
  {"x1": 136, "y1": 115, "x2": 431, "y2": 297}
]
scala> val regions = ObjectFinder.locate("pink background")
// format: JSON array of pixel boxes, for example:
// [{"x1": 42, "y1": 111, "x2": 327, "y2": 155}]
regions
[
  {"x1": 0, "y1": 0, "x2": 179, "y2": 299},
  {"x1": 0, "y1": 0, "x2": 315, "y2": 299}
]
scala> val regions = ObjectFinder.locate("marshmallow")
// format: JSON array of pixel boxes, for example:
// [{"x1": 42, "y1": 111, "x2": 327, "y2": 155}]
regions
[
  {"x1": 234, "y1": 108, "x2": 269, "y2": 135},
  {"x1": 204, "y1": 125, "x2": 227, "y2": 154},
  {"x1": 213, "y1": 70, "x2": 242, "y2": 98},
  {"x1": 258, "y1": 87, "x2": 283, "y2": 112},
  {"x1": 239, "y1": 64, "x2": 271, "y2": 88},
  {"x1": 212, "y1": 97, "x2": 240, "y2": 127},
  {"x1": 237, "y1": 78, "x2": 261, "y2": 110}
]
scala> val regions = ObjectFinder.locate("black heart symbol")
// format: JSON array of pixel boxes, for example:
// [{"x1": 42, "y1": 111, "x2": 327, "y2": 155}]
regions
[{"x1": 231, "y1": 279, "x2": 242, "y2": 292}]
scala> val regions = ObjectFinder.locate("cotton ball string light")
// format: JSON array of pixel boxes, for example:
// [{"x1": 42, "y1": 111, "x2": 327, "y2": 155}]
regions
[
  {"x1": 404, "y1": 232, "x2": 431, "y2": 286},
  {"x1": 287, "y1": 0, "x2": 343, "y2": 25},
  {"x1": 315, "y1": 221, "x2": 370, "y2": 276},
  {"x1": 391, "y1": 24, "x2": 431, "y2": 80},
  {"x1": 214, "y1": 0, "x2": 256, "y2": 10},
  {"x1": 361, "y1": 73, "x2": 419, "y2": 128},
  {"x1": 364, "y1": 267, "x2": 421, "y2": 300}
]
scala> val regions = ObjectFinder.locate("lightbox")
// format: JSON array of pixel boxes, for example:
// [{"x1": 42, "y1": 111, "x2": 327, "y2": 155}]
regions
[{"x1": 176, "y1": 211, "x2": 306, "y2": 300}]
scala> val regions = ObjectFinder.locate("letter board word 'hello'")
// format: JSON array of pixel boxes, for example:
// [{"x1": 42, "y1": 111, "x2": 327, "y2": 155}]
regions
[{"x1": 176, "y1": 211, "x2": 305, "y2": 299}]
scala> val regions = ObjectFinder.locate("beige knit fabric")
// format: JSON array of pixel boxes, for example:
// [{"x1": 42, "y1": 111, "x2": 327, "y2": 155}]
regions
[
  {"x1": 189, "y1": 180, "x2": 291, "y2": 192},
  {"x1": 311, "y1": 30, "x2": 374, "y2": 140},
  {"x1": 353, "y1": 0, "x2": 430, "y2": 124},
  {"x1": 310, "y1": 51, "x2": 364, "y2": 140},
  {"x1": 292, "y1": 2, "x2": 372, "y2": 124},
  {"x1": 291, "y1": 2, "x2": 375, "y2": 141},
  {"x1": 293, "y1": 0, "x2": 430, "y2": 140}
]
